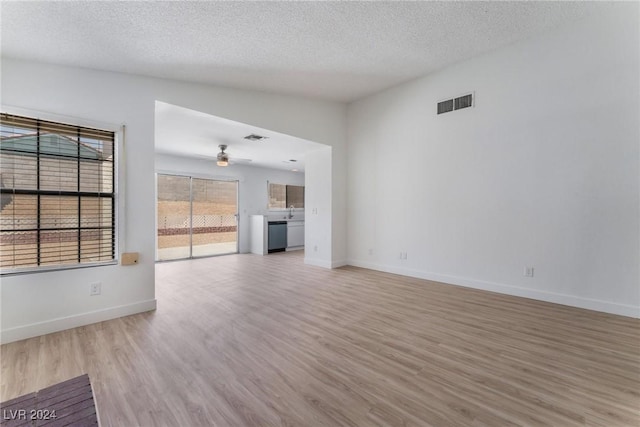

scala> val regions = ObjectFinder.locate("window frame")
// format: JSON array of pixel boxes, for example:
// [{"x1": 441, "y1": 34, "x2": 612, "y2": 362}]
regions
[
  {"x1": 0, "y1": 106, "x2": 122, "y2": 276},
  {"x1": 267, "y1": 181, "x2": 305, "y2": 212}
]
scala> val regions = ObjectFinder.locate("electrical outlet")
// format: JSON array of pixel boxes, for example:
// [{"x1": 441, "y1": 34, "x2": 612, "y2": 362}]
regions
[
  {"x1": 524, "y1": 267, "x2": 534, "y2": 278},
  {"x1": 314, "y1": 245, "x2": 318, "y2": 252},
  {"x1": 90, "y1": 282, "x2": 101, "y2": 296},
  {"x1": 368, "y1": 248, "x2": 373, "y2": 255}
]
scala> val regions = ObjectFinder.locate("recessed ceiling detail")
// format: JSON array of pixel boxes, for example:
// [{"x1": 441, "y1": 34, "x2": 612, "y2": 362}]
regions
[{"x1": 155, "y1": 102, "x2": 323, "y2": 172}]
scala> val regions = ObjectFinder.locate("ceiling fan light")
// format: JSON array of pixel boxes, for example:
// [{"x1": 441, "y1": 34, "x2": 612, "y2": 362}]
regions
[{"x1": 217, "y1": 144, "x2": 229, "y2": 166}]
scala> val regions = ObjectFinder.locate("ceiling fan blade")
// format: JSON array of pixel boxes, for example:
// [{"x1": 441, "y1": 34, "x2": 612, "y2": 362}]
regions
[{"x1": 230, "y1": 158, "x2": 252, "y2": 164}]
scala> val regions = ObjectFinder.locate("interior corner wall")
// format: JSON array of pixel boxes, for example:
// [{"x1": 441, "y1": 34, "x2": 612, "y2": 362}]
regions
[
  {"x1": 0, "y1": 59, "x2": 346, "y2": 343},
  {"x1": 155, "y1": 153, "x2": 304, "y2": 254},
  {"x1": 346, "y1": 5, "x2": 640, "y2": 317}
]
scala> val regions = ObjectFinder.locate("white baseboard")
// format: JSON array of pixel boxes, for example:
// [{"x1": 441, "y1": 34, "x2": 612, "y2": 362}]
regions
[
  {"x1": 347, "y1": 259, "x2": 639, "y2": 319},
  {"x1": 0, "y1": 299, "x2": 157, "y2": 344},
  {"x1": 304, "y1": 257, "x2": 332, "y2": 269},
  {"x1": 304, "y1": 257, "x2": 348, "y2": 269}
]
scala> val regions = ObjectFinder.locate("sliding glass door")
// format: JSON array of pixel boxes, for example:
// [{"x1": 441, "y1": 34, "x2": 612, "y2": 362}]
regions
[
  {"x1": 156, "y1": 174, "x2": 238, "y2": 261},
  {"x1": 191, "y1": 178, "x2": 238, "y2": 257},
  {"x1": 156, "y1": 175, "x2": 191, "y2": 261}
]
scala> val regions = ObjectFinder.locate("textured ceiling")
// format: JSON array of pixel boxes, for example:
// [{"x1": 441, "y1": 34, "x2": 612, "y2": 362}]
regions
[{"x1": 1, "y1": 1, "x2": 607, "y2": 102}]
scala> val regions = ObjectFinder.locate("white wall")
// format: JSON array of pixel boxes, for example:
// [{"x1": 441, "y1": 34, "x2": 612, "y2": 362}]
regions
[
  {"x1": 304, "y1": 146, "x2": 333, "y2": 267},
  {"x1": 1, "y1": 59, "x2": 346, "y2": 343},
  {"x1": 347, "y1": 6, "x2": 640, "y2": 317},
  {"x1": 155, "y1": 153, "x2": 304, "y2": 254},
  {"x1": 2, "y1": 6, "x2": 636, "y2": 346}
]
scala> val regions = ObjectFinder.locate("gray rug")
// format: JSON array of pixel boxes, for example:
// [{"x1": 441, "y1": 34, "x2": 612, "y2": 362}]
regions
[{"x1": 1, "y1": 374, "x2": 98, "y2": 426}]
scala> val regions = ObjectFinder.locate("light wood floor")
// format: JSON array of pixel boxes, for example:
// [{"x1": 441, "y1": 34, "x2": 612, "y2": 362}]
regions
[{"x1": 2, "y1": 251, "x2": 639, "y2": 426}]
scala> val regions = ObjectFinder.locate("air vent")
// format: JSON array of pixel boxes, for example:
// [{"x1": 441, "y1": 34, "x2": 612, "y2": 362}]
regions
[
  {"x1": 437, "y1": 99, "x2": 454, "y2": 115},
  {"x1": 437, "y1": 92, "x2": 474, "y2": 115},
  {"x1": 455, "y1": 94, "x2": 473, "y2": 110},
  {"x1": 244, "y1": 134, "x2": 268, "y2": 141}
]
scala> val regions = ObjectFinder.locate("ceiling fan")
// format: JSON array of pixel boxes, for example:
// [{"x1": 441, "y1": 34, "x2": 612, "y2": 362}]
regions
[{"x1": 216, "y1": 144, "x2": 251, "y2": 167}]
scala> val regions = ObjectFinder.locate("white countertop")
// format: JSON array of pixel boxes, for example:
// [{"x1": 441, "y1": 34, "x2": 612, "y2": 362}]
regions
[{"x1": 250, "y1": 214, "x2": 305, "y2": 223}]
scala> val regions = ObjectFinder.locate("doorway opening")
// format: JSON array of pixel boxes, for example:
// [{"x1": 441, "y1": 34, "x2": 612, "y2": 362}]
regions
[{"x1": 156, "y1": 173, "x2": 238, "y2": 261}]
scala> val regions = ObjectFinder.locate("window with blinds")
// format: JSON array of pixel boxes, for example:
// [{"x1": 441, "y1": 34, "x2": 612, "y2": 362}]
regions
[
  {"x1": 268, "y1": 183, "x2": 304, "y2": 210},
  {"x1": 268, "y1": 183, "x2": 286, "y2": 209},
  {"x1": 286, "y1": 185, "x2": 304, "y2": 209},
  {"x1": 0, "y1": 113, "x2": 115, "y2": 272}
]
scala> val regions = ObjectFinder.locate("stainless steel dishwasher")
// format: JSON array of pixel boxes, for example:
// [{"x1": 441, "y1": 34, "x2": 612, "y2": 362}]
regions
[{"x1": 267, "y1": 221, "x2": 287, "y2": 253}]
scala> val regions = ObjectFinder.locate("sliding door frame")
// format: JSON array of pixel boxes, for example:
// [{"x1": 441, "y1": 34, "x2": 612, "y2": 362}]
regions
[{"x1": 155, "y1": 171, "x2": 239, "y2": 262}]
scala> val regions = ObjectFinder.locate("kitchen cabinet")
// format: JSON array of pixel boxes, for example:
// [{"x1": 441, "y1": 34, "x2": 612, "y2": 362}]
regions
[
  {"x1": 287, "y1": 221, "x2": 304, "y2": 248},
  {"x1": 250, "y1": 215, "x2": 267, "y2": 255},
  {"x1": 250, "y1": 215, "x2": 304, "y2": 255}
]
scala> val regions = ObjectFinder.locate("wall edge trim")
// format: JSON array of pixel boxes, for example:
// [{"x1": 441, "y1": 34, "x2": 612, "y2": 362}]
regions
[
  {"x1": 347, "y1": 259, "x2": 640, "y2": 318},
  {"x1": 1, "y1": 299, "x2": 157, "y2": 344}
]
